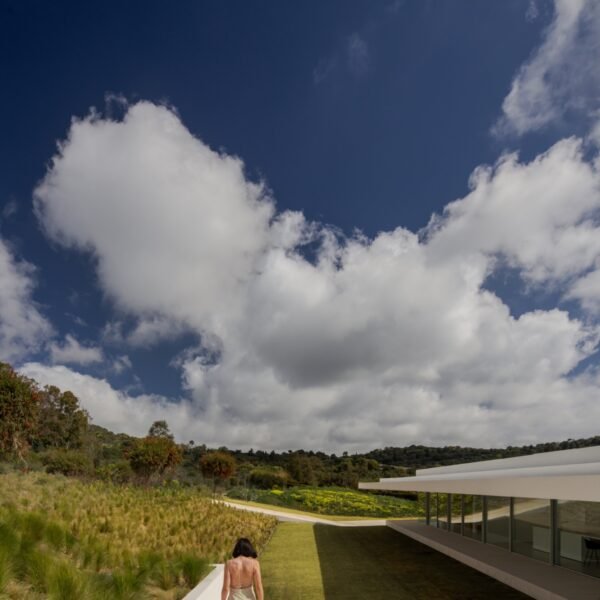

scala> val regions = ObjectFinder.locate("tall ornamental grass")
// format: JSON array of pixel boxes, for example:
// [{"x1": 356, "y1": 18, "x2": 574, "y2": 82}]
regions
[{"x1": 0, "y1": 471, "x2": 277, "y2": 599}]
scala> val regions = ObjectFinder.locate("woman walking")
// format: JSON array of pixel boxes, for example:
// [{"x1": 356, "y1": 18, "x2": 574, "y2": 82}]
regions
[{"x1": 221, "y1": 538, "x2": 264, "y2": 600}]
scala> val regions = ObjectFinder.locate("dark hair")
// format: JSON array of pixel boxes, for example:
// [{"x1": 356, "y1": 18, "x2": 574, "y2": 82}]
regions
[{"x1": 232, "y1": 538, "x2": 257, "y2": 558}]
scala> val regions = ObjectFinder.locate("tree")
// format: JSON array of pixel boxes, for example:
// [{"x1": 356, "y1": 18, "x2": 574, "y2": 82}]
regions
[
  {"x1": 36, "y1": 386, "x2": 89, "y2": 450},
  {"x1": 199, "y1": 451, "x2": 236, "y2": 493},
  {"x1": 127, "y1": 435, "x2": 182, "y2": 482},
  {"x1": 0, "y1": 362, "x2": 40, "y2": 463},
  {"x1": 286, "y1": 454, "x2": 321, "y2": 486},
  {"x1": 249, "y1": 467, "x2": 289, "y2": 489},
  {"x1": 148, "y1": 420, "x2": 174, "y2": 440}
]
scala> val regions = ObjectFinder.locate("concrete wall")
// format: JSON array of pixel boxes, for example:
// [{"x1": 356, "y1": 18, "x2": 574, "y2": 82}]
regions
[{"x1": 182, "y1": 564, "x2": 224, "y2": 600}]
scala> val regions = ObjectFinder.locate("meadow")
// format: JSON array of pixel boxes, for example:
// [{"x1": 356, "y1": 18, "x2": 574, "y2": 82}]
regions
[
  {"x1": 227, "y1": 486, "x2": 423, "y2": 518},
  {"x1": 0, "y1": 471, "x2": 276, "y2": 599}
]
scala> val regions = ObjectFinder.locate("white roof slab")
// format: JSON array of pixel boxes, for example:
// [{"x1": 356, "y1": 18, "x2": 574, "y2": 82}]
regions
[{"x1": 360, "y1": 446, "x2": 600, "y2": 501}]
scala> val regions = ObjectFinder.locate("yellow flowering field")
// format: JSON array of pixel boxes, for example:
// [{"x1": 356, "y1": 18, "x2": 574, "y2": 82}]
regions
[{"x1": 228, "y1": 485, "x2": 424, "y2": 518}]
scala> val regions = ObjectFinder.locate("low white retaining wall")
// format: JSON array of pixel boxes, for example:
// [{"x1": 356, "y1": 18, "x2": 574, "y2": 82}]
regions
[{"x1": 182, "y1": 564, "x2": 224, "y2": 600}]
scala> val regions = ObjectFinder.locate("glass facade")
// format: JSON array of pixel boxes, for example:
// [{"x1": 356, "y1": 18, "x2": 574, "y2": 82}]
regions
[
  {"x1": 557, "y1": 500, "x2": 600, "y2": 578},
  {"x1": 512, "y1": 498, "x2": 551, "y2": 561},
  {"x1": 450, "y1": 494, "x2": 462, "y2": 534},
  {"x1": 436, "y1": 493, "x2": 449, "y2": 529},
  {"x1": 417, "y1": 492, "x2": 428, "y2": 524},
  {"x1": 416, "y1": 492, "x2": 600, "y2": 580},
  {"x1": 486, "y1": 496, "x2": 511, "y2": 549},
  {"x1": 463, "y1": 495, "x2": 483, "y2": 541}
]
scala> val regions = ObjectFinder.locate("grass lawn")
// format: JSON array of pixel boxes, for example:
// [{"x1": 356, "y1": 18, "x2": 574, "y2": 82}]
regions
[{"x1": 261, "y1": 523, "x2": 529, "y2": 600}]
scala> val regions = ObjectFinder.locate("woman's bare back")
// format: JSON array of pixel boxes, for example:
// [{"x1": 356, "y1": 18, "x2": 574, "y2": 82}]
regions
[{"x1": 227, "y1": 556, "x2": 257, "y2": 588}]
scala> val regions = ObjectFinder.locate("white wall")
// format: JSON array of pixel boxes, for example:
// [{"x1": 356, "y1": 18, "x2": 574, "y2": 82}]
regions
[{"x1": 182, "y1": 564, "x2": 224, "y2": 600}]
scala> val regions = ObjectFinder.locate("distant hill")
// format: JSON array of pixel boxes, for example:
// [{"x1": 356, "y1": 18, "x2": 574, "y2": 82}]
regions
[
  {"x1": 364, "y1": 436, "x2": 600, "y2": 470},
  {"x1": 86, "y1": 423, "x2": 600, "y2": 473}
]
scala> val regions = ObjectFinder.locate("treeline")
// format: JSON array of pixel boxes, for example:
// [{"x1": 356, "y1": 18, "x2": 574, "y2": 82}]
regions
[
  {"x1": 2, "y1": 361, "x2": 599, "y2": 490},
  {"x1": 364, "y1": 437, "x2": 600, "y2": 469}
]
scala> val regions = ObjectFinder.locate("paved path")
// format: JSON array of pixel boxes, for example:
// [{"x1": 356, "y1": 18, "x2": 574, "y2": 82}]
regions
[{"x1": 221, "y1": 500, "x2": 387, "y2": 526}]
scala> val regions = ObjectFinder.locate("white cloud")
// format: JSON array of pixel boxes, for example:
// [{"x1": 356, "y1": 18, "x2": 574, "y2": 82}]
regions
[
  {"x1": 19, "y1": 362, "x2": 200, "y2": 440},
  {"x1": 427, "y1": 138, "x2": 600, "y2": 284},
  {"x1": 1, "y1": 199, "x2": 18, "y2": 221},
  {"x1": 313, "y1": 57, "x2": 337, "y2": 85},
  {"x1": 35, "y1": 101, "x2": 274, "y2": 339},
  {"x1": 49, "y1": 334, "x2": 104, "y2": 365},
  {"x1": 347, "y1": 34, "x2": 369, "y2": 76},
  {"x1": 494, "y1": 0, "x2": 600, "y2": 136},
  {"x1": 0, "y1": 237, "x2": 52, "y2": 362},
  {"x1": 31, "y1": 101, "x2": 600, "y2": 451},
  {"x1": 526, "y1": 0, "x2": 540, "y2": 22},
  {"x1": 104, "y1": 316, "x2": 188, "y2": 348},
  {"x1": 112, "y1": 354, "x2": 132, "y2": 374}
]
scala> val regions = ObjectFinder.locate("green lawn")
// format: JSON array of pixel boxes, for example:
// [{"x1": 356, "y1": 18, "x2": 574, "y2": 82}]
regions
[{"x1": 261, "y1": 523, "x2": 529, "y2": 600}]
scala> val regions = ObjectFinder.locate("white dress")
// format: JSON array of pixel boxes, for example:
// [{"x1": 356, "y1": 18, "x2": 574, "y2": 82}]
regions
[{"x1": 229, "y1": 586, "x2": 256, "y2": 600}]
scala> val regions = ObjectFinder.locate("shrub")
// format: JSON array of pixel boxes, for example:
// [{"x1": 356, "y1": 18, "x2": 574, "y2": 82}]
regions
[
  {"x1": 96, "y1": 460, "x2": 134, "y2": 484},
  {"x1": 41, "y1": 449, "x2": 93, "y2": 476},
  {"x1": 249, "y1": 467, "x2": 289, "y2": 489}
]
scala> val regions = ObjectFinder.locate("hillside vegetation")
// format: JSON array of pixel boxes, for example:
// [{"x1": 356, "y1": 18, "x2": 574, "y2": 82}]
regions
[{"x1": 0, "y1": 471, "x2": 276, "y2": 599}]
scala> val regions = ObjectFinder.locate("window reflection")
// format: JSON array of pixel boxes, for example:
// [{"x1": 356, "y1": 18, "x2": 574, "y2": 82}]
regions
[
  {"x1": 512, "y1": 498, "x2": 550, "y2": 561},
  {"x1": 487, "y1": 496, "x2": 511, "y2": 549},
  {"x1": 418, "y1": 492, "x2": 428, "y2": 524},
  {"x1": 558, "y1": 500, "x2": 600, "y2": 578},
  {"x1": 437, "y1": 493, "x2": 449, "y2": 530},
  {"x1": 463, "y1": 495, "x2": 483, "y2": 541},
  {"x1": 450, "y1": 494, "x2": 462, "y2": 534}
]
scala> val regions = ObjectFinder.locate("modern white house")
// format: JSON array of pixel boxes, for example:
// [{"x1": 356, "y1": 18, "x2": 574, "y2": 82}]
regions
[{"x1": 360, "y1": 445, "x2": 600, "y2": 599}]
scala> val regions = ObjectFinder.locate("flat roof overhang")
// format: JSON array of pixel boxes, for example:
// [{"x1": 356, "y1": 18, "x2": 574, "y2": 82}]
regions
[{"x1": 359, "y1": 461, "x2": 600, "y2": 502}]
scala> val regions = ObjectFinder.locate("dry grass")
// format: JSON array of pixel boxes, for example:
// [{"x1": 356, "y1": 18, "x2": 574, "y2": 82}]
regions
[{"x1": 0, "y1": 471, "x2": 276, "y2": 599}]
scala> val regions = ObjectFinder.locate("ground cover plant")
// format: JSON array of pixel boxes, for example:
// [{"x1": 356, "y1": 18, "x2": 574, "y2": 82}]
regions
[
  {"x1": 261, "y1": 523, "x2": 529, "y2": 600},
  {"x1": 227, "y1": 486, "x2": 423, "y2": 518},
  {"x1": 0, "y1": 471, "x2": 276, "y2": 599}
]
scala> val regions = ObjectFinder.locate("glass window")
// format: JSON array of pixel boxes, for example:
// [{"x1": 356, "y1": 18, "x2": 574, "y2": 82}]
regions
[
  {"x1": 513, "y1": 498, "x2": 550, "y2": 561},
  {"x1": 487, "y1": 496, "x2": 511, "y2": 549},
  {"x1": 436, "y1": 493, "x2": 449, "y2": 530},
  {"x1": 450, "y1": 494, "x2": 462, "y2": 534},
  {"x1": 417, "y1": 492, "x2": 428, "y2": 524},
  {"x1": 558, "y1": 500, "x2": 600, "y2": 579},
  {"x1": 463, "y1": 495, "x2": 483, "y2": 541},
  {"x1": 428, "y1": 493, "x2": 438, "y2": 527}
]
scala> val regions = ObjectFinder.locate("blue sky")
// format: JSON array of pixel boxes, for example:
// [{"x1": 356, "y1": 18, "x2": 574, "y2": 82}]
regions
[{"x1": 2, "y1": 0, "x2": 600, "y2": 451}]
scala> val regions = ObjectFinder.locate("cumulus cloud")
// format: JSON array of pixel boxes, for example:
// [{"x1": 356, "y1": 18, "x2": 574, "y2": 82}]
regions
[
  {"x1": 494, "y1": 0, "x2": 600, "y2": 137},
  {"x1": 0, "y1": 237, "x2": 52, "y2": 362},
  {"x1": 35, "y1": 101, "x2": 274, "y2": 338},
  {"x1": 49, "y1": 334, "x2": 104, "y2": 365},
  {"x1": 19, "y1": 362, "x2": 199, "y2": 440},
  {"x1": 427, "y1": 138, "x2": 600, "y2": 283},
  {"x1": 31, "y1": 100, "x2": 600, "y2": 451}
]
